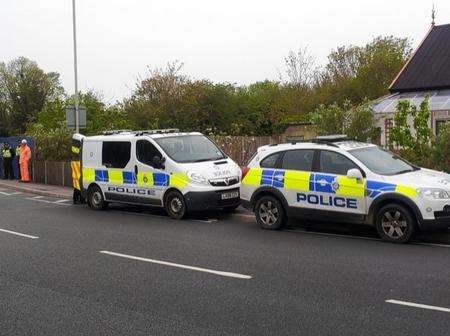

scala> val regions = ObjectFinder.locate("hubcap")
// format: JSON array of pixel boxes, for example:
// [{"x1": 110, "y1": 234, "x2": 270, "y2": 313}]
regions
[
  {"x1": 259, "y1": 200, "x2": 279, "y2": 226},
  {"x1": 381, "y1": 210, "x2": 407, "y2": 239},
  {"x1": 92, "y1": 191, "x2": 102, "y2": 206},
  {"x1": 170, "y1": 197, "x2": 183, "y2": 213}
]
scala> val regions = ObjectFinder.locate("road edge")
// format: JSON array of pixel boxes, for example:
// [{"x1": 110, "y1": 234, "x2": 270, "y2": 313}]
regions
[{"x1": 0, "y1": 181, "x2": 72, "y2": 199}]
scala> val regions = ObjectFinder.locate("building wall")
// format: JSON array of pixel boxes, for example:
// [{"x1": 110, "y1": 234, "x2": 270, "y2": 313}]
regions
[{"x1": 282, "y1": 124, "x2": 316, "y2": 142}]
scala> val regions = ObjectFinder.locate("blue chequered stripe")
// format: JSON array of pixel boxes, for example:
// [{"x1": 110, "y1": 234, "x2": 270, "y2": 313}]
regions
[
  {"x1": 95, "y1": 170, "x2": 109, "y2": 182},
  {"x1": 153, "y1": 173, "x2": 170, "y2": 186},
  {"x1": 261, "y1": 169, "x2": 285, "y2": 188},
  {"x1": 123, "y1": 171, "x2": 136, "y2": 184}
]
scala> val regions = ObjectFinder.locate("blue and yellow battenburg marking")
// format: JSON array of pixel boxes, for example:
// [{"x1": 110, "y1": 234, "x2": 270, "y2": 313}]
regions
[
  {"x1": 242, "y1": 168, "x2": 417, "y2": 198},
  {"x1": 81, "y1": 168, "x2": 188, "y2": 189}
]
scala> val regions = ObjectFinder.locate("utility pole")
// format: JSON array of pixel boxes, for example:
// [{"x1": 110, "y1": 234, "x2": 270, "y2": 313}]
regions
[{"x1": 72, "y1": 0, "x2": 79, "y2": 133}]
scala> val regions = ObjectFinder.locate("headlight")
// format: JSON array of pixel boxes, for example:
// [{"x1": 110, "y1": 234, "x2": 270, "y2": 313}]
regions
[
  {"x1": 188, "y1": 172, "x2": 208, "y2": 185},
  {"x1": 417, "y1": 188, "x2": 450, "y2": 200}
]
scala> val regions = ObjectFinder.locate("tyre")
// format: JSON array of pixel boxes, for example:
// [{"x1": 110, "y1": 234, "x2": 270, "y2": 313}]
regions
[
  {"x1": 254, "y1": 195, "x2": 287, "y2": 230},
  {"x1": 164, "y1": 190, "x2": 186, "y2": 219},
  {"x1": 375, "y1": 204, "x2": 416, "y2": 243},
  {"x1": 87, "y1": 185, "x2": 108, "y2": 210}
]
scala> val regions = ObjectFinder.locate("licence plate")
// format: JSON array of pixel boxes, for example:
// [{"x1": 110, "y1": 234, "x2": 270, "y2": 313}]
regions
[{"x1": 221, "y1": 190, "x2": 239, "y2": 200}]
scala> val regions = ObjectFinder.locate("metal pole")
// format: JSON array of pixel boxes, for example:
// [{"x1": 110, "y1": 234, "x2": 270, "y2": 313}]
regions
[{"x1": 72, "y1": 0, "x2": 79, "y2": 133}]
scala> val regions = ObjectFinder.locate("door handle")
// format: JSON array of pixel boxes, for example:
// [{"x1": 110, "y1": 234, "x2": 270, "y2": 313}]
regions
[{"x1": 134, "y1": 165, "x2": 138, "y2": 176}]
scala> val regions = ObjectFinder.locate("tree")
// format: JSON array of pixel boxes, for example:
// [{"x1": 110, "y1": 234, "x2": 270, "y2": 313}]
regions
[
  {"x1": 431, "y1": 124, "x2": 450, "y2": 172},
  {"x1": 0, "y1": 57, "x2": 64, "y2": 135},
  {"x1": 310, "y1": 100, "x2": 377, "y2": 141},
  {"x1": 389, "y1": 98, "x2": 432, "y2": 165}
]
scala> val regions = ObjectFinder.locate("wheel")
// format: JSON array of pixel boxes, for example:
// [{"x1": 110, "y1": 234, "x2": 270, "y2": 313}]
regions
[
  {"x1": 254, "y1": 195, "x2": 287, "y2": 230},
  {"x1": 88, "y1": 185, "x2": 108, "y2": 210},
  {"x1": 164, "y1": 190, "x2": 186, "y2": 219},
  {"x1": 375, "y1": 204, "x2": 416, "y2": 243}
]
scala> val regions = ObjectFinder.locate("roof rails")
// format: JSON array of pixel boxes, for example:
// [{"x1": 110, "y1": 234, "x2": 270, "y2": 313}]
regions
[
  {"x1": 102, "y1": 129, "x2": 180, "y2": 136},
  {"x1": 133, "y1": 129, "x2": 180, "y2": 136},
  {"x1": 102, "y1": 130, "x2": 132, "y2": 135},
  {"x1": 315, "y1": 135, "x2": 348, "y2": 142}
]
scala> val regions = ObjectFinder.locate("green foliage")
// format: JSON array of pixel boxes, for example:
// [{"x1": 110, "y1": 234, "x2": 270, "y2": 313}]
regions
[
  {"x1": 389, "y1": 98, "x2": 432, "y2": 165},
  {"x1": 27, "y1": 123, "x2": 72, "y2": 161},
  {"x1": 431, "y1": 124, "x2": 450, "y2": 173},
  {"x1": 0, "y1": 57, "x2": 63, "y2": 135},
  {"x1": 310, "y1": 100, "x2": 377, "y2": 141}
]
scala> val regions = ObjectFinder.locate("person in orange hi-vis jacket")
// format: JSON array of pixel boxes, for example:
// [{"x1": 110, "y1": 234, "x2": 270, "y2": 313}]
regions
[{"x1": 19, "y1": 139, "x2": 31, "y2": 183}]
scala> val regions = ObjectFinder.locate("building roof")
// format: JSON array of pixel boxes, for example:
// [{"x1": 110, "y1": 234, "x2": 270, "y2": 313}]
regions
[
  {"x1": 372, "y1": 89, "x2": 450, "y2": 114},
  {"x1": 390, "y1": 24, "x2": 450, "y2": 93}
]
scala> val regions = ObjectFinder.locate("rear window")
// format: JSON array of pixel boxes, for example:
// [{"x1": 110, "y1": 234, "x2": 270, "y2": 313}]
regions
[
  {"x1": 260, "y1": 152, "x2": 281, "y2": 168},
  {"x1": 281, "y1": 149, "x2": 314, "y2": 171},
  {"x1": 102, "y1": 141, "x2": 131, "y2": 168}
]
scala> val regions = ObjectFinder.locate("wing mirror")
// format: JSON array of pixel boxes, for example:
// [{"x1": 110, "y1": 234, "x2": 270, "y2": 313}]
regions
[
  {"x1": 152, "y1": 156, "x2": 166, "y2": 169},
  {"x1": 347, "y1": 168, "x2": 363, "y2": 181}
]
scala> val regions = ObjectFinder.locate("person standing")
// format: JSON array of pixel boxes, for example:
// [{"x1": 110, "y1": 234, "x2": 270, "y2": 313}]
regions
[
  {"x1": 19, "y1": 139, "x2": 31, "y2": 183},
  {"x1": 15, "y1": 141, "x2": 21, "y2": 180},
  {"x1": 2, "y1": 143, "x2": 14, "y2": 180}
]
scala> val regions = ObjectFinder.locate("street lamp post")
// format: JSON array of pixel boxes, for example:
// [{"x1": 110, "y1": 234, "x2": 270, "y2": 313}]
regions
[{"x1": 72, "y1": 0, "x2": 79, "y2": 133}]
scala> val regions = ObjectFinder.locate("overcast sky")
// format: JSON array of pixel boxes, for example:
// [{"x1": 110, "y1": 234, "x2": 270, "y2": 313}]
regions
[{"x1": 1, "y1": 0, "x2": 447, "y2": 102}]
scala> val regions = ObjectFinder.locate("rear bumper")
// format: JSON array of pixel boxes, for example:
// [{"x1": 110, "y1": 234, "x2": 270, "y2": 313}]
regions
[{"x1": 184, "y1": 188, "x2": 240, "y2": 211}]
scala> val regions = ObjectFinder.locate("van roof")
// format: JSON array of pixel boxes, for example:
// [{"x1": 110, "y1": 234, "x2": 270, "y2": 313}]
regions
[{"x1": 80, "y1": 130, "x2": 203, "y2": 142}]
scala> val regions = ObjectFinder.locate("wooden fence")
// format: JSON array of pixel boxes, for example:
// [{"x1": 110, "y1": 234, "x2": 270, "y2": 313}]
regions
[{"x1": 32, "y1": 135, "x2": 282, "y2": 186}]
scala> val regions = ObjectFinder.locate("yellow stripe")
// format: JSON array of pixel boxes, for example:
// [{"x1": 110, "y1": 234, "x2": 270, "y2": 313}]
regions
[
  {"x1": 395, "y1": 184, "x2": 417, "y2": 197},
  {"x1": 71, "y1": 161, "x2": 81, "y2": 190},
  {"x1": 242, "y1": 168, "x2": 262, "y2": 186},
  {"x1": 170, "y1": 173, "x2": 189, "y2": 189},
  {"x1": 284, "y1": 171, "x2": 310, "y2": 191},
  {"x1": 109, "y1": 170, "x2": 123, "y2": 185},
  {"x1": 335, "y1": 176, "x2": 366, "y2": 197},
  {"x1": 82, "y1": 168, "x2": 95, "y2": 183},
  {"x1": 137, "y1": 172, "x2": 154, "y2": 187}
]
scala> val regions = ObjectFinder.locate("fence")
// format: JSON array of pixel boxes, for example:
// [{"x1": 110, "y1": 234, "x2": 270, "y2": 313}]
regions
[{"x1": 31, "y1": 135, "x2": 283, "y2": 187}]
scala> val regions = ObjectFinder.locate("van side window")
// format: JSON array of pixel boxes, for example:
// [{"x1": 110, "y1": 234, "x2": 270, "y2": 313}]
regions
[
  {"x1": 281, "y1": 149, "x2": 314, "y2": 171},
  {"x1": 137, "y1": 140, "x2": 162, "y2": 167},
  {"x1": 260, "y1": 152, "x2": 281, "y2": 168},
  {"x1": 320, "y1": 150, "x2": 358, "y2": 175},
  {"x1": 102, "y1": 142, "x2": 131, "y2": 168}
]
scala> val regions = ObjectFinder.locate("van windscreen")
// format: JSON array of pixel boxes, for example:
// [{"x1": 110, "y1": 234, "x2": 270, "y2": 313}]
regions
[{"x1": 155, "y1": 135, "x2": 226, "y2": 163}]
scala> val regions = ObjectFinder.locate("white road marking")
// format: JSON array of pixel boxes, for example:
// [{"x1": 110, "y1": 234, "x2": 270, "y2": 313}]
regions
[
  {"x1": 413, "y1": 242, "x2": 450, "y2": 248},
  {"x1": 0, "y1": 228, "x2": 39, "y2": 239},
  {"x1": 100, "y1": 250, "x2": 252, "y2": 279},
  {"x1": 233, "y1": 213, "x2": 255, "y2": 218},
  {"x1": 386, "y1": 299, "x2": 450, "y2": 313},
  {"x1": 32, "y1": 196, "x2": 44, "y2": 199},
  {"x1": 54, "y1": 199, "x2": 70, "y2": 203},
  {"x1": 0, "y1": 191, "x2": 11, "y2": 196},
  {"x1": 10, "y1": 192, "x2": 22, "y2": 195}
]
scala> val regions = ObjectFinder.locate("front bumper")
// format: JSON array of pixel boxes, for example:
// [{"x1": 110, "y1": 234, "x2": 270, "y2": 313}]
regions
[
  {"x1": 420, "y1": 205, "x2": 450, "y2": 231},
  {"x1": 184, "y1": 188, "x2": 240, "y2": 211}
]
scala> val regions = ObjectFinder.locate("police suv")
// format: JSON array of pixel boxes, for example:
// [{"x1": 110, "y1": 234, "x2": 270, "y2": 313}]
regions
[
  {"x1": 73, "y1": 129, "x2": 241, "y2": 218},
  {"x1": 241, "y1": 136, "x2": 450, "y2": 243}
]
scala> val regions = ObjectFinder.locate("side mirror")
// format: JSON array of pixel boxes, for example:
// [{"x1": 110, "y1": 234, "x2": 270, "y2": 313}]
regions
[
  {"x1": 152, "y1": 156, "x2": 165, "y2": 169},
  {"x1": 347, "y1": 168, "x2": 363, "y2": 181}
]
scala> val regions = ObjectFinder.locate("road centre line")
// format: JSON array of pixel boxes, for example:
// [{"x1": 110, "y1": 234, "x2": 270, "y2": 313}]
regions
[
  {"x1": 0, "y1": 191, "x2": 11, "y2": 196},
  {"x1": 32, "y1": 196, "x2": 44, "y2": 199},
  {"x1": 386, "y1": 299, "x2": 450, "y2": 313},
  {"x1": 99, "y1": 250, "x2": 252, "y2": 279},
  {"x1": 0, "y1": 228, "x2": 39, "y2": 239}
]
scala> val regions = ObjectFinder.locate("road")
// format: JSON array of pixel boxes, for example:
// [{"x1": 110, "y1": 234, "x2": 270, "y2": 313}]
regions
[{"x1": 0, "y1": 186, "x2": 450, "y2": 335}]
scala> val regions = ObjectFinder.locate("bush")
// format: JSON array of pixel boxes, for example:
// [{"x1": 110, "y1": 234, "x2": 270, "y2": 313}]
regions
[{"x1": 431, "y1": 124, "x2": 450, "y2": 173}]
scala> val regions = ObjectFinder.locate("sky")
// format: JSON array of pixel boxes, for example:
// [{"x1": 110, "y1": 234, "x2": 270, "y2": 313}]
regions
[{"x1": 1, "y1": 0, "x2": 448, "y2": 102}]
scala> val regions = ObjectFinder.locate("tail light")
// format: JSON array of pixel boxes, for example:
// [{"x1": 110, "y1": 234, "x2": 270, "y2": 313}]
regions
[{"x1": 241, "y1": 166, "x2": 250, "y2": 180}]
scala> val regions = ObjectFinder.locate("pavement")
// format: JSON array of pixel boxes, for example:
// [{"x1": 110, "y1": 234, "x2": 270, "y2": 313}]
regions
[
  {"x1": 0, "y1": 185, "x2": 450, "y2": 335},
  {"x1": 0, "y1": 179, "x2": 72, "y2": 199}
]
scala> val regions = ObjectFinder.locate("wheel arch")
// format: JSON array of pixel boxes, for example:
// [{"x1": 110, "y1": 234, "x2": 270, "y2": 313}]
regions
[
  {"x1": 368, "y1": 193, "x2": 423, "y2": 228},
  {"x1": 250, "y1": 186, "x2": 289, "y2": 213}
]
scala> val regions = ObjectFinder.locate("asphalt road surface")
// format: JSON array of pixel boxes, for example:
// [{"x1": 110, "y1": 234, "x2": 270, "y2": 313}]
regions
[{"x1": 1, "y1": 186, "x2": 450, "y2": 335}]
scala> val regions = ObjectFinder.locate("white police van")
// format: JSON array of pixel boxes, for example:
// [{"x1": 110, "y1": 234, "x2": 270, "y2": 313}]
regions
[
  {"x1": 73, "y1": 129, "x2": 241, "y2": 218},
  {"x1": 241, "y1": 136, "x2": 450, "y2": 243}
]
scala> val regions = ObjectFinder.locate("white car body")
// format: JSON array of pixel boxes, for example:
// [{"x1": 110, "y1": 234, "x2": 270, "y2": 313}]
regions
[{"x1": 241, "y1": 139, "x2": 450, "y2": 237}]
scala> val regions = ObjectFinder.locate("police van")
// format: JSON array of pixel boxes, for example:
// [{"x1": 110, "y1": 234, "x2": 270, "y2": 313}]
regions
[
  {"x1": 241, "y1": 136, "x2": 450, "y2": 243},
  {"x1": 72, "y1": 129, "x2": 241, "y2": 218}
]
